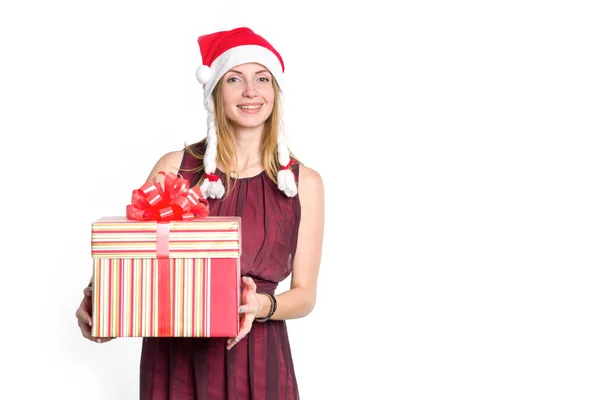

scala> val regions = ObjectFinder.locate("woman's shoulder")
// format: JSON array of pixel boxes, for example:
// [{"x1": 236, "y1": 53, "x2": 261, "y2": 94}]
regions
[
  {"x1": 157, "y1": 150, "x2": 185, "y2": 172},
  {"x1": 296, "y1": 164, "x2": 324, "y2": 228},
  {"x1": 146, "y1": 150, "x2": 185, "y2": 181},
  {"x1": 297, "y1": 164, "x2": 324, "y2": 193}
]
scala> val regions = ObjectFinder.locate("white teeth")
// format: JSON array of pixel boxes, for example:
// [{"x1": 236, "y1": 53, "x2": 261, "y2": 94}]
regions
[{"x1": 238, "y1": 105, "x2": 261, "y2": 110}]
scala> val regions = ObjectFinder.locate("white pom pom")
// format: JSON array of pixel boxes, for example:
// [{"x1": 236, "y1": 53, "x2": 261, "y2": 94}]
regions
[
  {"x1": 277, "y1": 169, "x2": 298, "y2": 197},
  {"x1": 200, "y1": 177, "x2": 225, "y2": 199},
  {"x1": 196, "y1": 65, "x2": 213, "y2": 84}
]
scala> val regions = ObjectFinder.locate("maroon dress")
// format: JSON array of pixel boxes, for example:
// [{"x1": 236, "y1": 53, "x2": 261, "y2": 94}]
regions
[{"x1": 139, "y1": 144, "x2": 301, "y2": 400}]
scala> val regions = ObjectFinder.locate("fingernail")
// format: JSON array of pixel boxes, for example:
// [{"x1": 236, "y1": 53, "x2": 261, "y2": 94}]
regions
[
  {"x1": 244, "y1": 277, "x2": 250, "y2": 281},
  {"x1": 96, "y1": 339, "x2": 101, "y2": 343},
  {"x1": 238, "y1": 307, "x2": 243, "y2": 313},
  {"x1": 87, "y1": 320, "x2": 92, "y2": 326}
]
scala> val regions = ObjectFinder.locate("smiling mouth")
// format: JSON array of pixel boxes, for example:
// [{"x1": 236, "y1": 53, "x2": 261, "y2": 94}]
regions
[{"x1": 237, "y1": 104, "x2": 262, "y2": 110}]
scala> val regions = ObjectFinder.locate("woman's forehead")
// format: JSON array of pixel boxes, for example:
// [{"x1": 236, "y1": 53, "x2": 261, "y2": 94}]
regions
[{"x1": 227, "y1": 62, "x2": 271, "y2": 73}]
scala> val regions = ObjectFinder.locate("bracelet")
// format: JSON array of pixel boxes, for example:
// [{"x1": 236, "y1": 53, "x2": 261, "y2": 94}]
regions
[{"x1": 255, "y1": 293, "x2": 277, "y2": 322}]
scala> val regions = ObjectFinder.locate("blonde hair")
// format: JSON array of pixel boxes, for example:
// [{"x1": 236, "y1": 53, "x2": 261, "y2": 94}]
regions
[{"x1": 184, "y1": 75, "x2": 299, "y2": 197}]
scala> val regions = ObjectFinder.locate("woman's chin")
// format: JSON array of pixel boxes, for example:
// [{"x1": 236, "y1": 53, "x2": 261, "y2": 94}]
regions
[{"x1": 230, "y1": 118, "x2": 268, "y2": 130}]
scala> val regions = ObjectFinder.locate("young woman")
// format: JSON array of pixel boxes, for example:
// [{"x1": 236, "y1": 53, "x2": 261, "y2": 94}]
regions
[{"x1": 76, "y1": 27, "x2": 324, "y2": 399}]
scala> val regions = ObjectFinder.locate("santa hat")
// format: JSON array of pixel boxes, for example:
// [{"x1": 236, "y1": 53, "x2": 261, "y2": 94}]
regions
[{"x1": 195, "y1": 27, "x2": 297, "y2": 199}]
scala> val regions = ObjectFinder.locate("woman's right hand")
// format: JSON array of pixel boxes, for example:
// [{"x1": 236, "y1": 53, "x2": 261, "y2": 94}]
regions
[{"x1": 75, "y1": 284, "x2": 114, "y2": 344}]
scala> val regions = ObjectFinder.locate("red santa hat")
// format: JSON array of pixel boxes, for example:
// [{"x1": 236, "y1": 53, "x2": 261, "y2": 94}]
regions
[{"x1": 195, "y1": 27, "x2": 297, "y2": 199}]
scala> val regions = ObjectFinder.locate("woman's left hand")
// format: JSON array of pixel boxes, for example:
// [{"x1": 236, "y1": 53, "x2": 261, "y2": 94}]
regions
[{"x1": 227, "y1": 276, "x2": 261, "y2": 350}]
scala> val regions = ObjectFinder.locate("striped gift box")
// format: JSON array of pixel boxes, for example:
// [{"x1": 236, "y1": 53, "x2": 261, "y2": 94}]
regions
[{"x1": 90, "y1": 216, "x2": 241, "y2": 338}]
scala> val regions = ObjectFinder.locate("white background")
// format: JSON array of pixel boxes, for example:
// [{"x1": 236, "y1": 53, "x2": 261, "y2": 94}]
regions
[{"x1": 1, "y1": 0, "x2": 599, "y2": 399}]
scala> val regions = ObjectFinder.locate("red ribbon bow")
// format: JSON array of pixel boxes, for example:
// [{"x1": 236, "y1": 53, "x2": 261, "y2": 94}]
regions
[
  {"x1": 281, "y1": 159, "x2": 294, "y2": 170},
  {"x1": 206, "y1": 172, "x2": 220, "y2": 182},
  {"x1": 126, "y1": 171, "x2": 210, "y2": 221}
]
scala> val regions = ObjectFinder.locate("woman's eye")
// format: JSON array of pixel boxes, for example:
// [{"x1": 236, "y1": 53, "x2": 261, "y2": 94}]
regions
[
  {"x1": 227, "y1": 77, "x2": 240, "y2": 83},
  {"x1": 258, "y1": 77, "x2": 270, "y2": 82}
]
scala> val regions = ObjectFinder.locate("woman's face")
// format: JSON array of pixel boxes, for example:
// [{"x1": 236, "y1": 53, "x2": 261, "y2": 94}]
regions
[{"x1": 221, "y1": 62, "x2": 276, "y2": 130}]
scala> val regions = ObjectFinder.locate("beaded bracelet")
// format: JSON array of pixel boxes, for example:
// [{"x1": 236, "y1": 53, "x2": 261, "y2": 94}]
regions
[{"x1": 255, "y1": 293, "x2": 277, "y2": 322}]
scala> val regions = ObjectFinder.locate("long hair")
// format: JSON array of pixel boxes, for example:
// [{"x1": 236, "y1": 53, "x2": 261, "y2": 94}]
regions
[{"x1": 184, "y1": 75, "x2": 299, "y2": 197}]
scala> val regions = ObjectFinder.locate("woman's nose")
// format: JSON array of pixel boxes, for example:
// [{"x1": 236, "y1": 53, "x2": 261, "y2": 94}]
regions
[{"x1": 242, "y1": 82, "x2": 258, "y2": 97}]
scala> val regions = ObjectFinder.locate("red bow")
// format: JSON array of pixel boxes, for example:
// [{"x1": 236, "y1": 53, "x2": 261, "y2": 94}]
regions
[
  {"x1": 206, "y1": 172, "x2": 220, "y2": 182},
  {"x1": 126, "y1": 171, "x2": 210, "y2": 221},
  {"x1": 281, "y1": 159, "x2": 294, "y2": 170}
]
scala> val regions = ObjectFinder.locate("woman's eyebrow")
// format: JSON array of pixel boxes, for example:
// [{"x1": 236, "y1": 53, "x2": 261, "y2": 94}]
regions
[{"x1": 227, "y1": 69, "x2": 270, "y2": 75}]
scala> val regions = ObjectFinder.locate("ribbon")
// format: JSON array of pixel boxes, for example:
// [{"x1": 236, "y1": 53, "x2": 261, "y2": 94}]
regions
[
  {"x1": 125, "y1": 171, "x2": 210, "y2": 336},
  {"x1": 206, "y1": 172, "x2": 220, "y2": 182},
  {"x1": 126, "y1": 171, "x2": 210, "y2": 222},
  {"x1": 156, "y1": 223, "x2": 171, "y2": 336},
  {"x1": 281, "y1": 159, "x2": 294, "y2": 170}
]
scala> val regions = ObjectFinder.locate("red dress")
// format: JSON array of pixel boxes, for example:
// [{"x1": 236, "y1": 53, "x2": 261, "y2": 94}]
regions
[{"x1": 139, "y1": 144, "x2": 301, "y2": 399}]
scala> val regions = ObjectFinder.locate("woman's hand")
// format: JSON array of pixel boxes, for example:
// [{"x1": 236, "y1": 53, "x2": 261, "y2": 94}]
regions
[
  {"x1": 227, "y1": 276, "x2": 263, "y2": 351},
  {"x1": 75, "y1": 284, "x2": 114, "y2": 344}
]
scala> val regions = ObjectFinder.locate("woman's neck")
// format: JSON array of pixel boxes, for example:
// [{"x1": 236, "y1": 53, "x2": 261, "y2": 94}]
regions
[{"x1": 231, "y1": 125, "x2": 263, "y2": 165}]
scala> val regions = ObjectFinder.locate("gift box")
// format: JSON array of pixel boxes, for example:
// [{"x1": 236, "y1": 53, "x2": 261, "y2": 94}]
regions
[
  {"x1": 90, "y1": 216, "x2": 241, "y2": 338},
  {"x1": 90, "y1": 172, "x2": 241, "y2": 338}
]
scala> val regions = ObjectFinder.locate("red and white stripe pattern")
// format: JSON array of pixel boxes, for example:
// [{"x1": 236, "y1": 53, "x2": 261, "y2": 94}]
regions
[
  {"x1": 91, "y1": 216, "x2": 241, "y2": 259},
  {"x1": 90, "y1": 216, "x2": 241, "y2": 338}
]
